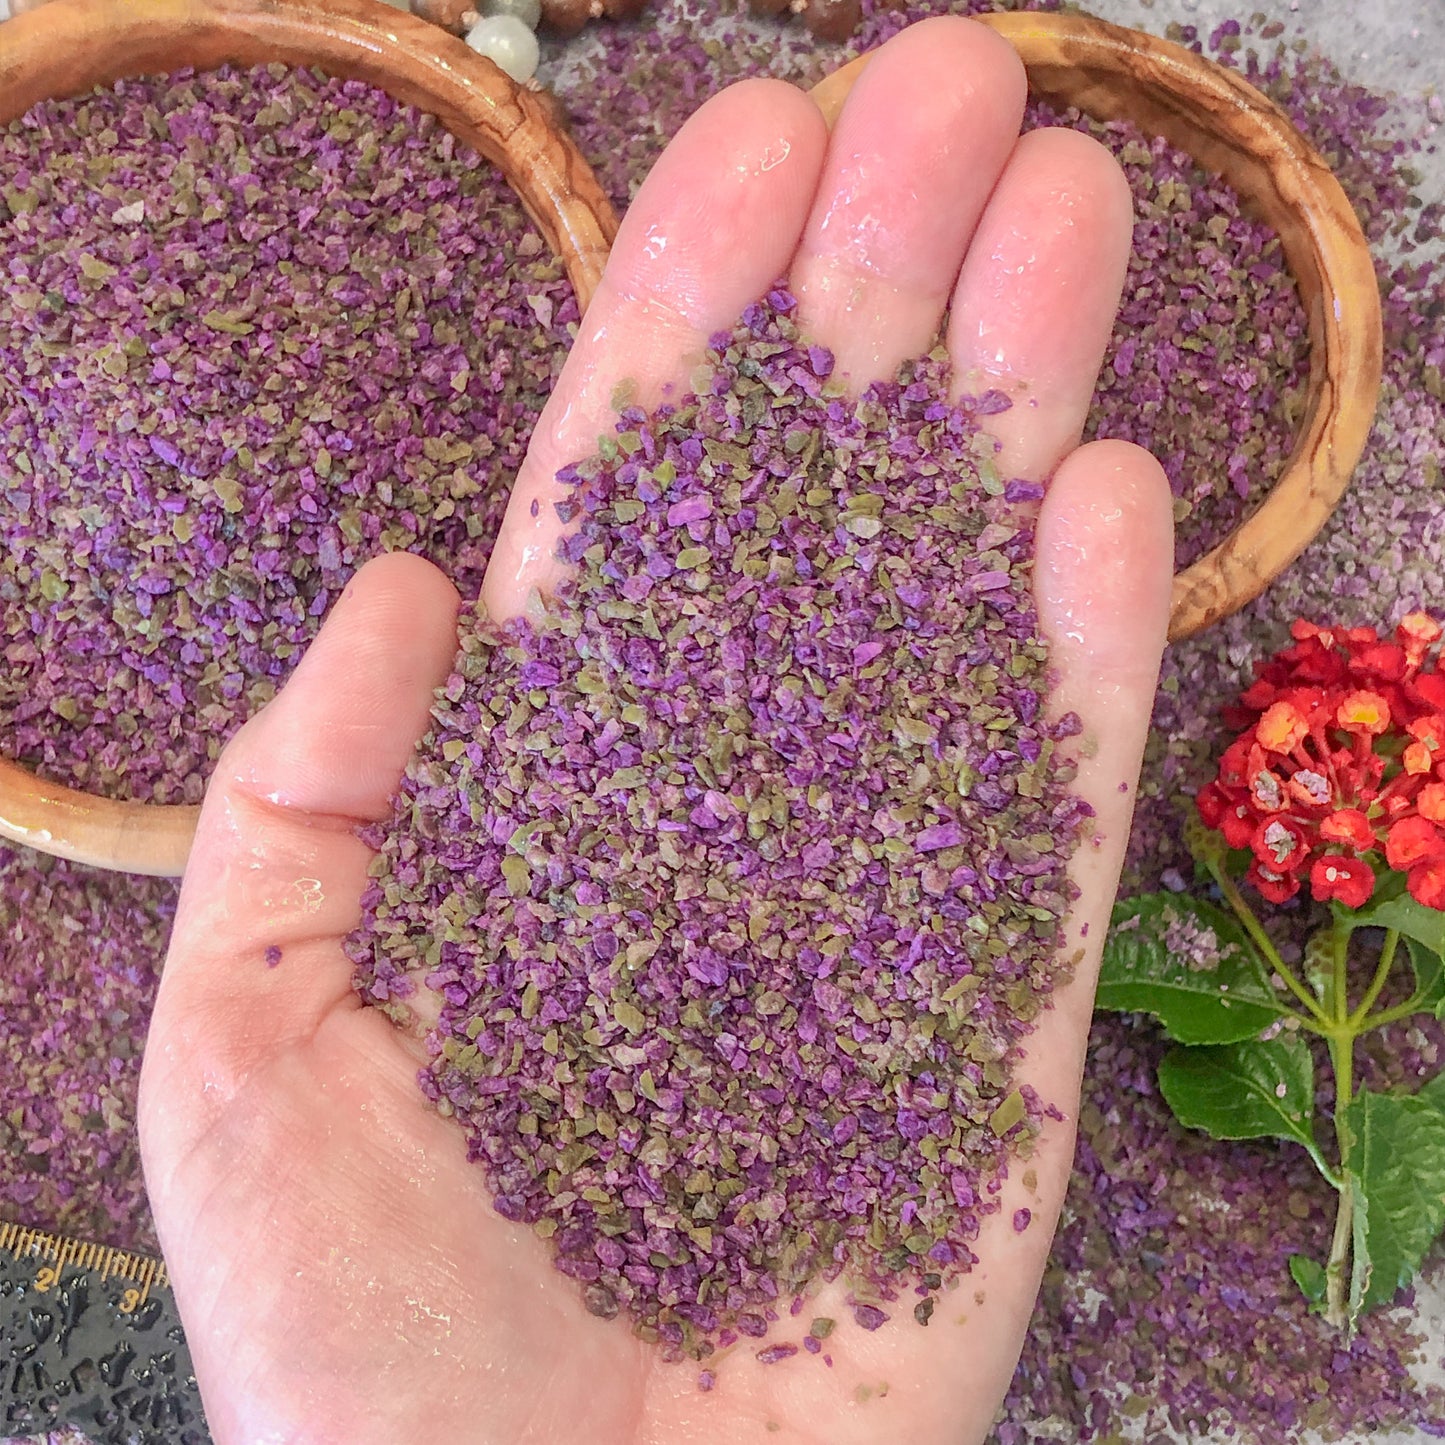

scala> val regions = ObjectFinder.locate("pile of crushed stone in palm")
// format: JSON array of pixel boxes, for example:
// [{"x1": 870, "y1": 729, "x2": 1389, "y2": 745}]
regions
[{"x1": 349, "y1": 289, "x2": 1090, "y2": 1367}]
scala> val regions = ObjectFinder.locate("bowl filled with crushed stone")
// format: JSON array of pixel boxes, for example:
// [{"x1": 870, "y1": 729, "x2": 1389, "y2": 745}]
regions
[
  {"x1": 814, "y1": 9, "x2": 1383, "y2": 647},
  {"x1": 0, "y1": 0, "x2": 617, "y2": 875}
]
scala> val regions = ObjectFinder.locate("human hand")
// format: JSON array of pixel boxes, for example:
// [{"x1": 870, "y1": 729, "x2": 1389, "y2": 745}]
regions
[{"x1": 138, "y1": 17, "x2": 1172, "y2": 1444}]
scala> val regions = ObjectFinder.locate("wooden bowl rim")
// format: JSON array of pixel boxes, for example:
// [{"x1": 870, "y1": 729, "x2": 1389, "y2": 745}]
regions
[
  {"x1": 0, "y1": 0, "x2": 620, "y2": 876},
  {"x1": 813, "y1": 11, "x2": 1383, "y2": 644}
]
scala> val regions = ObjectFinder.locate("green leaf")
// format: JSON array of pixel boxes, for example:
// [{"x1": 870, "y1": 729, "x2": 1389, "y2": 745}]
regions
[
  {"x1": 1158, "y1": 1036, "x2": 1327, "y2": 1175},
  {"x1": 1341, "y1": 1088, "x2": 1445, "y2": 1310},
  {"x1": 1351, "y1": 892, "x2": 1445, "y2": 958},
  {"x1": 1417, "y1": 1070, "x2": 1445, "y2": 1111},
  {"x1": 1098, "y1": 893, "x2": 1285, "y2": 1044},
  {"x1": 1289, "y1": 1253, "x2": 1327, "y2": 1306},
  {"x1": 1405, "y1": 938, "x2": 1445, "y2": 1019}
]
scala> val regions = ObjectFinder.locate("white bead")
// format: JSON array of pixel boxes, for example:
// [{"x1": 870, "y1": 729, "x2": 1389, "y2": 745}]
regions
[
  {"x1": 482, "y1": 0, "x2": 541, "y2": 29},
  {"x1": 465, "y1": 13, "x2": 540, "y2": 83},
  {"x1": 0, "y1": 1, "x2": 13, "y2": 21}
]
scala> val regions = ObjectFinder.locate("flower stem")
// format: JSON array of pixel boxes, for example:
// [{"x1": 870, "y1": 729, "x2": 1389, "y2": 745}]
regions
[
  {"x1": 1209, "y1": 862, "x2": 1331, "y2": 1024},
  {"x1": 1361, "y1": 997, "x2": 1423, "y2": 1030},
  {"x1": 1349, "y1": 927, "x2": 1400, "y2": 1027},
  {"x1": 1323, "y1": 916, "x2": 1358, "y2": 1332},
  {"x1": 1323, "y1": 1032, "x2": 1356, "y2": 1330},
  {"x1": 1333, "y1": 914, "x2": 1351, "y2": 1021}
]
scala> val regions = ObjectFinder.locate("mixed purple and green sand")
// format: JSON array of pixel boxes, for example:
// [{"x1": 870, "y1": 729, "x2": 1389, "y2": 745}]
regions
[
  {"x1": 3, "y1": 1, "x2": 1444, "y2": 1441},
  {"x1": 0, "y1": 64, "x2": 577, "y2": 804}
]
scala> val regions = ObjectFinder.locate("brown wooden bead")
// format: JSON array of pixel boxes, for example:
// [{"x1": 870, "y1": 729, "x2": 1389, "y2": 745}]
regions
[
  {"x1": 801, "y1": 0, "x2": 862, "y2": 44},
  {"x1": 747, "y1": 0, "x2": 790, "y2": 14},
  {"x1": 601, "y1": 0, "x2": 648, "y2": 18},
  {"x1": 540, "y1": 0, "x2": 592, "y2": 35}
]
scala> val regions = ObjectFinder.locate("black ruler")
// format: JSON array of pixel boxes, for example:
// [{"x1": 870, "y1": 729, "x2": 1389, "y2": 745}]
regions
[{"x1": 0, "y1": 1220, "x2": 210, "y2": 1444}]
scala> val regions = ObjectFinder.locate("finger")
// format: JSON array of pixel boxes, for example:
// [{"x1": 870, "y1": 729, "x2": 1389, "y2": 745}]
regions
[
  {"x1": 1032, "y1": 438, "x2": 1174, "y2": 1029},
  {"x1": 790, "y1": 16, "x2": 1026, "y2": 390},
  {"x1": 948, "y1": 127, "x2": 1134, "y2": 481},
  {"x1": 482, "y1": 79, "x2": 828, "y2": 621},
  {"x1": 150, "y1": 552, "x2": 461, "y2": 1099}
]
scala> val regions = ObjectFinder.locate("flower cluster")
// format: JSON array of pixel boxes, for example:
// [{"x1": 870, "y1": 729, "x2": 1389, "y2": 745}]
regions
[{"x1": 1197, "y1": 615, "x2": 1445, "y2": 909}]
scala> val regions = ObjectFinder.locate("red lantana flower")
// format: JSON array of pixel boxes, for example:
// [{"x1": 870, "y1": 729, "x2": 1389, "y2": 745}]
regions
[
  {"x1": 1409, "y1": 859, "x2": 1445, "y2": 910},
  {"x1": 1196, "y1": 612, "x2": 1445, "y2": 911},
  {"x1": 1386, "y1": 816, "x2": 1445, "y2": 872},
  {"x1": 1320, "y1": 809, "x2": 1375, "y2": 851},
  {"x1": 1252, "y1": 817, "x2": 1309, "y2": 871},
  {"x1": 1247, "y1": 860, "x2": 1301, "y2": 904},
  {"x1": 1310, "y1": 854, "x2": 1375, "y2": 909}
]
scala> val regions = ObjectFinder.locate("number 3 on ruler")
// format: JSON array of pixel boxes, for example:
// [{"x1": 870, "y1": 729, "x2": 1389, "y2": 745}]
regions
[{"x1": 35, "y1": 1262, "x2": 139, "y2": 1311}]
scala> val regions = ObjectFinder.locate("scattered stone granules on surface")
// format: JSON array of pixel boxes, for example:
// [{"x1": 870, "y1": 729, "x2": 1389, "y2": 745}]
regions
[
  {"x1": 0, "y1": 63, "x2": 576, "y2": 804},
  {"x1": 1004, "y1": 1011, "x2": 1445, "y2": 1444},
  {"x1": 0, "y1": 845, "x2": 172, "y2": 1258},
  {"x1": 350, "y1": 289, "x2": 1090, "y2": 1359}
]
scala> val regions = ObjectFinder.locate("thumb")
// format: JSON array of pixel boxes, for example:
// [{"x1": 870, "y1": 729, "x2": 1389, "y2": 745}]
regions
[{"x1": 142, "y1": 552, "x2": 459, "y2": 1143}]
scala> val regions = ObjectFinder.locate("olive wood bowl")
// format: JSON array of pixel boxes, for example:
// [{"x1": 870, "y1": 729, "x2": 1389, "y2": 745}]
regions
[
  {"x1": 813, "y1": 11, "x2": 1382, "y2": 647},
  {"x1": 0, "y1": 0, "x2": 619, "y2": 876},
  {"x1": 0, "y1": 6, "x2": 1379, "y2": 877}
]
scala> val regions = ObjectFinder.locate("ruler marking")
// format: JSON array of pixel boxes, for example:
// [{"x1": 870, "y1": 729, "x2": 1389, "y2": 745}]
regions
[
  {"x1": 136, "y1": 1256, "x2": 156, "y2": 1309},
  {"x1": 1, "y1": 1221, "x2": 169, "y2": 1303}
]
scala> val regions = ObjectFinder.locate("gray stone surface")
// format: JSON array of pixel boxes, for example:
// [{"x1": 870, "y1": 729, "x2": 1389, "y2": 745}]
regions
[{"x1": 1087, "y1": 0, "x2": 1445, "y2": 199}]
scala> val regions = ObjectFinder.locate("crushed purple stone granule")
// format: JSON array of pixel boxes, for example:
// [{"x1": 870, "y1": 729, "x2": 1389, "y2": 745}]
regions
[
  {"x1": 1012, "y1": 1207, "x2": 1031, "y2": 1233},
  {"x1": 350, "y1": 288, "x2": 1090, "y2": 1359},
  {"x1": 0, "y1": 64, "x2": 576, "y2": 804},
  {"x1": 756, "y1": 1342, "x2": 799, "y2": 1364},
  {"x1": 264, "y1": 944, "x2": 283, "y2": 969}
]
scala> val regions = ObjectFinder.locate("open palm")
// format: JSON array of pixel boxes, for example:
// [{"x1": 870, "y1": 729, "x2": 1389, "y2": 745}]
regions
[{"x1": 139, "y1": 18, "x2": 1173, "y2": 1444}]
